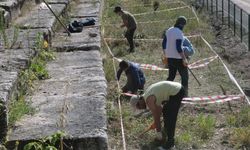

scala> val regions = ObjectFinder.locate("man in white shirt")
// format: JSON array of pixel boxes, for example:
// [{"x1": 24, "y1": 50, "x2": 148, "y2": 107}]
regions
[{"x1": 162, "y1": 16, "x2": 189, "y2": 96}]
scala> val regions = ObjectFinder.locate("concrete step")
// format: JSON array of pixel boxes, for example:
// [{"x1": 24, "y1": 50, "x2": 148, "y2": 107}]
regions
[{"x1": 7, "y1": 51, "x2": 107, "y2": 150}]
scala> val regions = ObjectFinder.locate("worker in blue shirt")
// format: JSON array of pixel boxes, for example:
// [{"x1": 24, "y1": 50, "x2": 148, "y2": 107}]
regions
[{"x1": 116, "y1": 60, "x2": 145, "y2": 94}]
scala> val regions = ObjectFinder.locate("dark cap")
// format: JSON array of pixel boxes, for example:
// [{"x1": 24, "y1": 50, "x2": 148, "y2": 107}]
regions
[
  {"x1": 175, "y1": 16, "x2": 187, "y2": 26},
  {"x1": 114, "y1": 6, "x2": 122, "y2": 13}
]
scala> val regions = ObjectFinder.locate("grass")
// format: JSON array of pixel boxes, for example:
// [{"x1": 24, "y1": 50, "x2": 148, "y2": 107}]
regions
[
  {"x1": 102, "y1": 0, "x2": 249, "y2": 149},
  {"x1": 8, "y1": 33, "x2": 55, "y2": 127}
]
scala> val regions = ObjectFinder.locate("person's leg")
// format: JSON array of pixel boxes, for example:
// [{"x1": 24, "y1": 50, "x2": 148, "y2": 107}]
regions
[
  {"x1": 126, "y1": 28, "x2": 136, "y2": 52},
  {"x1": 163, "y1": 88, "x2": 185, "y2": 148},
  {"x1": 177, "y1": 62, "x2": 189, "y2": 97},
  {"x1": 167, "y1": 58, "x2": 177, "y2": 81}
]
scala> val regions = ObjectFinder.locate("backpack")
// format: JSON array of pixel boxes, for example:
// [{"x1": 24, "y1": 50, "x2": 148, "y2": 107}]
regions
[
  {"x1": 183, "y1": 37, "x2": 195, "y2": 57},
  {"x1": 67, "y1": 18, "x2": 96, "y2": 33},
  {"x1": 79, "y1": 18, "x2": 96, "y2": 26},
  {"x1": 68, "y1": 20, "x2": 83, "y2": 33}
]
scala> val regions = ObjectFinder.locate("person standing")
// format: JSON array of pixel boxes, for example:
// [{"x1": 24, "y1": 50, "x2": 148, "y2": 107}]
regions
[
  {"x1": 162, "y1": 16, "x2": 189, "y2": 96},
  {"x1": 117, "y1": 60, "x2": 145, "y2": 94},
  {"x1": 114, "y1": 6, "x2": 137, "y2": 53},
  {"x1": 130, "y1": 81, "x2": 185, "y2": 149}
]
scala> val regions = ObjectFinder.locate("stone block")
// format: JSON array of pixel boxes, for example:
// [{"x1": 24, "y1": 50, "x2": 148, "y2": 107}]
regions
[
  {"x1": 70, "y1": 1, "x2": 101, "y2": 17},
  {"x1": 52, "y1": 27, "x2": 100, "y2": 51}
]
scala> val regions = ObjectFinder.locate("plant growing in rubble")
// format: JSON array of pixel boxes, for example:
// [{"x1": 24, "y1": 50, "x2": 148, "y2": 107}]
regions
[
  {"x1": 8, "y1": 33, "x2": 55, "y2": 126},
  {"x1": 23, "y1": 131, "x2": 65, "y2": 150}
]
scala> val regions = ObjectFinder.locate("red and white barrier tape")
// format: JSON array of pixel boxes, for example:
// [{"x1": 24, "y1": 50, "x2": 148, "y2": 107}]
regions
[
  {"x1": 189, "y1": 55, "x2": 218, "y2": 69},
  {"x1": 104, "y1": 17, "x2": 197, "y2": 26},
  {"x1": 201, "y1": 36, "x2": 250, "y2": 105},
  {"x1": 123, "y1": 92, "x2": 244, "y2": 104},
  {"x1": 103, "y1": 38, "x2": 127, "y2": 150},
  {"x1": 104, "y1": 34, "x2": 201, "y2": 41},
  {"x1": 133, "y1": 6, "x2": 190, "y2": 16},
  {"x1": 183, "y1": 94, "x2": 243, "y2": 101},
  {"x1": 139, "y1": 63, "x2": 168, "y2": 71},
  {"x1": 182, "y1": 95, "x2": 244, "y2": 104}
]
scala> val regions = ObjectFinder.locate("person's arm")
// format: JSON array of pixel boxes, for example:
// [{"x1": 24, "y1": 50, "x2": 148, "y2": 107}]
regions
[
  {"x1": 176, "y1": 39, "x2": 188, "y2": 66},
  {"x1": 146, "y1": 95, "x2": 162, "y2": 132},
  {"x1": 116, "y1": 68, "x2": 123, "y2": 81},
  {"x1": 162, "y1": 34, "x2": 167, "y2": 55}
]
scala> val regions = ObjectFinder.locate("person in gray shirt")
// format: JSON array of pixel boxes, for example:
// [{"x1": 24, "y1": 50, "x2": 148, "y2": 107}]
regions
[{"x1": 114, "y1": 6, "x2": 137, "y2": 53}]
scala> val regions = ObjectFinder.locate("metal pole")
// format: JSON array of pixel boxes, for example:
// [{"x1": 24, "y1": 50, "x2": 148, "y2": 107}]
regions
[
  {"x1": 240, "y1": 9, "x2": 243, "y2": 42},
  {"x1": 222, "y1": 0, "x2": 224, "y2": 24},
  {"x1": 42, "y1": 0, "x2": 71, "y2": 36},
  {"x1": 248, "y1": 15, "x2": 250, "y2": 51},
  {"x1": 188, "y1": 67, "x2": 201, "y2": 86},
  {"x1": 211, "y1": 0, "x2": 213, "y2": 14},
  {"x1": 233, "y1": 4, "x2": 236, "y2": 36},
  {"x1": 228, "y1": 0, "x2": 230, "y2": 27},
  {"x1": 216, "y1": 0, "x2": 218, "y2": 18},
  {"x1": 207, "y1": 0, "x2": 209, "y2": 11}
]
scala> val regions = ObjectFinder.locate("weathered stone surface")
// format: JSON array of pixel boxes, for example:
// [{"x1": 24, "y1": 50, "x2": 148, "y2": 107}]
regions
[
  {"x1": 0, "y1": 48, "x2": 33, "y2": 71},
  {"x1": 14, "y1": 4, "x2": 66, "y2": 30},
  {"x1": 0, "y1": 28, "x2": 51, "y2": 49},
  {"x1": 0, "y1": 70, "x2": 18, "y2": 142},
  {"x1": 0, "y1": 0, "x2": 24, "y2": 20},
  {"x1": 8, "y1": 51, "x2": 107, "y2": 149},
  {"x1": 0, "y1": 7, "x2": 11, "y2": 27},
  {"x1": 52, "y1": 27, "x2": 100, "y2": 51},
  {"x1": 70, "y1": 1, "x2": 101, "y2": 17}
]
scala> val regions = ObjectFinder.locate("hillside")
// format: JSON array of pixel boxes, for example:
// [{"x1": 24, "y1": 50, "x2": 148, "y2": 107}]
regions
[{"x1": 102, "y1": 0, "x2": 250, "y2": 149}]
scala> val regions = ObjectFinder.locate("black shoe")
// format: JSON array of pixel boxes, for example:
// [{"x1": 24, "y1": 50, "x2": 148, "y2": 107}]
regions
[
  {"x1": 163, "y1": 139, "x2": 175, "y2": 150},
  {"x1": 128, "y1": 48, "x2": 134, "y2": 53}
]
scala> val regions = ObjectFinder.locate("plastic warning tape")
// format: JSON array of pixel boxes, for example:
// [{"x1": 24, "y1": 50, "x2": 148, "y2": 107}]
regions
[
  {"x1": 104, "y1": 34, "x2": 201, "y2": 42},
  {"x1": 200, "y1": 36, "x2": 250, "y2": 105},
  {"x1": 138, "y1": 63, "x2": 168, "y2": 71},
  {"x1": 123, "y1": 92, "x2": 244, "y2": 104},
  {"x1": 114, "y1": 56, "x2": 216, "y2": 71},
  {"x1": 188, "y1": 56, "x2": 218, "y2": 69},
  {"x1": 183, "y1": 94, "x2": 243, "y2": 101},
  {"x1": 104, "y1": 17, "x2": 197, "y2": 26},
  {"x1": 133, "y1": 6, "x2": 190, "y2": 16},
  {"x1": 182, "y1": 95, "x2": 244, "y2": 104}
]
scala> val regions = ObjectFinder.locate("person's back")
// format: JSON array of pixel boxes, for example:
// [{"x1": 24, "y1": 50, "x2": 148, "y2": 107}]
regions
[
  {"x1": 165, "y1": 27, "x2": 184, "y2": 59},
  {"x1": 117, "y1": 60, "x2": 145, "y2": 93},
  {"x1": 143, "y1": 81, "x2": 181, "y2": 106},
  {"x1": 121, "y1": 11, "x2": 137, "y2": 30},
  {"x1": 126, "y1": 63, "x2": 145, "y2": 91}
]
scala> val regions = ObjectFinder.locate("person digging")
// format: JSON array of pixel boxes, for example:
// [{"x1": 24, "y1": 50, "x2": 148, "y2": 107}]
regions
[
  {"x1": 117, "y1": 60, "x2": 145, "y2": 94},
  {"x1": 130, "y1": 81, "x2": 185, "y2": 150},
  {"x1": 114, "y1": 6, "x2": 137, "y2": 53}
]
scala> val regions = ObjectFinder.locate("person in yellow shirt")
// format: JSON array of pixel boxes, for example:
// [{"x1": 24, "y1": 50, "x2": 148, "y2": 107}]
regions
[{"x1": 130, "y1": 81, "x2": 185, "y2": 149}]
